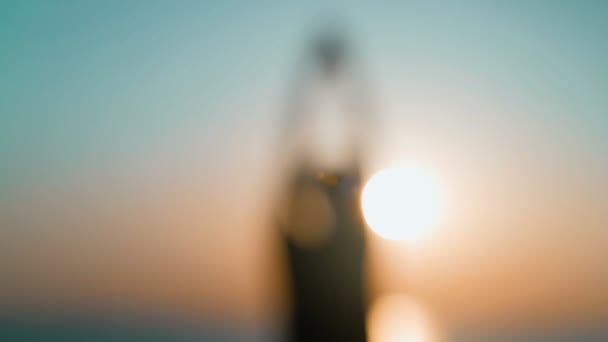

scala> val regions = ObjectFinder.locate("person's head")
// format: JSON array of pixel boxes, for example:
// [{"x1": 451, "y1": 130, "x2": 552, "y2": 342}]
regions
[{"x1": 312, "y1": 24, "x2": 349, "y2": 78}]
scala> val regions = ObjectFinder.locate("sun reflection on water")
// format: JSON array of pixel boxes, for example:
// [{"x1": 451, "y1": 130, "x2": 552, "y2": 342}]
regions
[{"x1": 368, "y1": 294, "x2": 442, "y2": 342}]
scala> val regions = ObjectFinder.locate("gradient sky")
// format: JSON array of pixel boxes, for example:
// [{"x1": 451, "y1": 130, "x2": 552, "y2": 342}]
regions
[{"x1": 2, "y1": 0, "x2": 608, "y2": 334}]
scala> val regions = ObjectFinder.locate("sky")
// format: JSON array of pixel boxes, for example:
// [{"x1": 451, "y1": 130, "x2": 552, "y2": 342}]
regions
[{"x1": 1, "y1": 0, "x2": 608, "y2": 337}]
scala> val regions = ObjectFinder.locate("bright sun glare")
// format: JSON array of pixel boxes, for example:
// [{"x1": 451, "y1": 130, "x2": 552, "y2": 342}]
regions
[{"x1": 361, "y1": 163, "x2": 445, "y2": 241}]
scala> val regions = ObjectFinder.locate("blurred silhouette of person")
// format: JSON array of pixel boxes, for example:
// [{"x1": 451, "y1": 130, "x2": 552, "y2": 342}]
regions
[{"x1": 276, "y1": 26, "x2": 370, "y2": 342}]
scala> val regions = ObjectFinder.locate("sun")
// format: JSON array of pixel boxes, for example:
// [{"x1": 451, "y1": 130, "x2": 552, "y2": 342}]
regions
[{"x1": 361, "y1": 163, "x2": 445, "y2": 241}]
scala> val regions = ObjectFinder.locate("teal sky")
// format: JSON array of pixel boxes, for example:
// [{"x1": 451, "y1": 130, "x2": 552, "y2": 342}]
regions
[{"x1": 1, "y1": 1, "x2": 607, "y2": 195}]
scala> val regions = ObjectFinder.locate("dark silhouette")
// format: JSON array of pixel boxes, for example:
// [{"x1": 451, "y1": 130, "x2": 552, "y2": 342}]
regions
[{"x1": 277, "y1": 27, "x2": 369, "y2": 342}]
